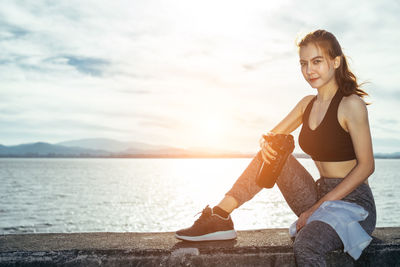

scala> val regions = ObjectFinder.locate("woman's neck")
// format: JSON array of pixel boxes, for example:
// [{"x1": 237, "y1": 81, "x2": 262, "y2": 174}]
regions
[{"x1": 316, "y1": 79, "x2": 339, "y2": 102}]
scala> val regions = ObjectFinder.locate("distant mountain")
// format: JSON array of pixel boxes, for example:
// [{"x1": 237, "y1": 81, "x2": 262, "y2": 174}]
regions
[
  {"x1": 374, "y1": 152, "x2": 400, "y2": 159},
  {"x1": 0, "y1": 142, "x2": 110, "y2": 157},
  {"x1": 56, "y1": 138, "x2": 173, "y2": 153}
]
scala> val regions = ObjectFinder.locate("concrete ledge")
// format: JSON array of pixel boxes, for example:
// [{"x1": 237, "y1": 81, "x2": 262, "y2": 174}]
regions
[{"x1": 1, "y1": 227, "x2": 399, "y2": 266}]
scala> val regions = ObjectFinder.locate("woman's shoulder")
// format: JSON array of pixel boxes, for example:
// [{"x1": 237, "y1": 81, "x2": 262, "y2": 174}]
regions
[
  {"x1": 299, "y1": 94, "x2": 316, "y2": 112},
  {"x1": 341, "y1": 93, "x2": 367, "y2": 112},
  {"x1": 339, "y1": 93, "x2": 368, "y2": 122},
  {"x1": 299, "y1": 94, "x2": 316, "y2": 104},
  {"x1": 303, "y1": 94, "x2": 316, "y2": 101}
]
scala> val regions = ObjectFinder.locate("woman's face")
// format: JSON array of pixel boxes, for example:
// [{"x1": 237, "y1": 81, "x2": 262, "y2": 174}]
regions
[{"x1": 299, "y1": 43, "x2": 339, "y2": 89}]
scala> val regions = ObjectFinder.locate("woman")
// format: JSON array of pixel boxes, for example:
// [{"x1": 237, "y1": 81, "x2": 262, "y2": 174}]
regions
[{"x1": 175, "y1": 29, "x2": 376, "y2": 266}]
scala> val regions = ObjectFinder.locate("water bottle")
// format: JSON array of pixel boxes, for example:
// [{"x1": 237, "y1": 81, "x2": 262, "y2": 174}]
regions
[{"x1": 256, "y1": 133, "x2": 295, "y2": 188}]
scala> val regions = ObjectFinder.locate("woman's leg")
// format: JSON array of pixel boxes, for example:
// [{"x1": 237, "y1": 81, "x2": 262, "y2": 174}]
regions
[
  {"x1": 224, "y1": 152, "x2": 318, "y2": 216},
  {"x1": 275, "y1": 154, "x2": 318, "y2": 216},
  {"x1": 222, "y1": 151, "x2": 264, "y2": 211},
  {"x1": 216, "y1": 195, "x2": 239, "y2": 214},
  {"x1": 176, "y1": 151, "x2": 319, "y2": 241},
  {"x1": 175, "y1": 152, "x2": 265, "y2": 241},
  {"x1": 293, "y1": 220, "x2": 343, "y2": 267}
]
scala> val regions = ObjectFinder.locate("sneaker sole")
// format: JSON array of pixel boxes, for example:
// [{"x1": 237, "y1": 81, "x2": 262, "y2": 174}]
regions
[{"x1": 175, "y1": 230, "x2": 237, "y2": 242}]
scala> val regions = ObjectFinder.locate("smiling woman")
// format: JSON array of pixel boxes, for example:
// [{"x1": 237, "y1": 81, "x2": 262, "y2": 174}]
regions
[{"x1": 175, "y1": 29, "x2": 377, "y2": 266}]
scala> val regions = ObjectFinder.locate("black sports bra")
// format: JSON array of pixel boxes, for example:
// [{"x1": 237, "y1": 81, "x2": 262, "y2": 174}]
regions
[{"x1": 298, "y1": 89, "x2": 357, "y2": 162}]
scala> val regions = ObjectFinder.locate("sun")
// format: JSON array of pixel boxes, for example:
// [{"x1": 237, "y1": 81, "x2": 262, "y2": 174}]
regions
[
  {"x1": 192, "y1": 114, "x2": 229, "y2": 149},
  {"x1": 202, "y1": 118, "x2": 224, "y2": 138}
]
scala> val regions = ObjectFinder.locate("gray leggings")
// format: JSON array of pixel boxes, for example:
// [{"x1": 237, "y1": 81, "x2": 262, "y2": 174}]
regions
[{"x1": 226, "y1": 152, "x2": 376, "y2": 267}]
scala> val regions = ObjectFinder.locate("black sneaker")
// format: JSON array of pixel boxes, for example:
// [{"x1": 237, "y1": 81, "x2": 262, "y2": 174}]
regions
[{"x1": 175, "y1": 205, "x2": 237, "y2": 242}]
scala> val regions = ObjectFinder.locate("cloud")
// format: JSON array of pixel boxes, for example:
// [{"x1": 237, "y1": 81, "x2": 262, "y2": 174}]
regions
[
  {"x1": 0, "y1": 22, "x2": 29, "y2": 40},
  {"x1": 378, "y1": 118, "x2": 399, "y2": 125},
  {"x1": 242, "y1": 51, "x2": 293, "y2": 71},
  {"x1": 63, "y1": 56, "x2": 109, "y2": 76},
  {"x1": 135, "y1": 111, "x2": 187, "y2": 131},
  {"x1": 234, "y1": 114, "x2": 274, "y2": 130},
  {"x1": 373, "y1": 88, "x2": 400, "y2": 101},
  {"x1": 0, "y1": 0, "x2": 399, "y2": 152},
  {"x1": 117, "y1": 89, "x2": 151, "y2": 95},
  {"x1": 373, "y1": 137, "x2": 400, "y2": 153},
  {"x1": 373, "y1": 116, "x2": 400, "y2": 135}
]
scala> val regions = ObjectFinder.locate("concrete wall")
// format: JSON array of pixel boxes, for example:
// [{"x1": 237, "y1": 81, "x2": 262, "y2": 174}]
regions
[{"x1": 1, "y1": 227, "x2": 399, "y2": 266}]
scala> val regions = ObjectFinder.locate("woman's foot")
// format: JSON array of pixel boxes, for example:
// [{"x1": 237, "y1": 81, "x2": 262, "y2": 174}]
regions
[{"x1": 175, "y1": 205, "x2": 237, "y2": 241}]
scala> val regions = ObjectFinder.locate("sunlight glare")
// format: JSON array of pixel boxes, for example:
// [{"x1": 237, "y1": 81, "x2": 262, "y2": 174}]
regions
[
  {"x1": 190, "y1": 112, "x2": 232, "y2": 150},
  {"x1": 202, "y1": 118, "x2": 223, "y2": 139}
]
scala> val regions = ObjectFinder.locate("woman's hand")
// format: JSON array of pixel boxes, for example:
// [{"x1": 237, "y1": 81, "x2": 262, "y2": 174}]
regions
[
  {"x1": 259, "y1": 133, "x2": 278, "y2": 164},
  {"x1": 296, "y1": 208, "x2": 316, "y2": 232}
]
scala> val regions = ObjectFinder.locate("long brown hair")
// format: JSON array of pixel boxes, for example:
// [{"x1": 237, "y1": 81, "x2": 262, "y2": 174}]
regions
[{"x1": 296, "y1": 29, "x2": 371, "y2": 105}]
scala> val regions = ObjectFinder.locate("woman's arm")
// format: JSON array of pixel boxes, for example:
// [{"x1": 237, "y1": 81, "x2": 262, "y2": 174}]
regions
[
  {"x1": 270, "y1": 95, "x2": 315, "y2": 134},
  {"x1": 297, "y1": 95, "x2": 375, "y2": 230},
  {"x1": 261, "y1": 95, "x2": 314, "y2": 162}
]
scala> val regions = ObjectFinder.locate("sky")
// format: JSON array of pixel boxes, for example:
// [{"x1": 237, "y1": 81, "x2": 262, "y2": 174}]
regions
[{"x1": 1, "y1": 0, "x2": 400, "y2": 153}]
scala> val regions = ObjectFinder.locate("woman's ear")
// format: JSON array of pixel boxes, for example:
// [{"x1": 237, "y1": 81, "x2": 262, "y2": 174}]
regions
[{"x1": 334, "y1": 56, "x2": 341, "y2": 69}]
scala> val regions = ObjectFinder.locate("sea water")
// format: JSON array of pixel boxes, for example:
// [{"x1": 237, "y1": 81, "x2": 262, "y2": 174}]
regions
[{"x1": 0, "y1": 158, "x2": 398, "y2": 234}]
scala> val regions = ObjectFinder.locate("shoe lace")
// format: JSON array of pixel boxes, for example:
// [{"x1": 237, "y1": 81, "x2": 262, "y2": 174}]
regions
[{"x1": 193, "y1": 205, "x2": 212, "y2": 225}]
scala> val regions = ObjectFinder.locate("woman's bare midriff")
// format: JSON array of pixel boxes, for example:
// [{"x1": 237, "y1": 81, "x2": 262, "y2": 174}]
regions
[{"x1": 314, "y1": 159, "x2": 369, "y2": 185}]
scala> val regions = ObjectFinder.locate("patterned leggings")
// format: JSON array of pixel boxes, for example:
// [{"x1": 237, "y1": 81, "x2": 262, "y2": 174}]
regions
[{"x1": 225, "y1": 152, "x2": 376, "y2": 267}]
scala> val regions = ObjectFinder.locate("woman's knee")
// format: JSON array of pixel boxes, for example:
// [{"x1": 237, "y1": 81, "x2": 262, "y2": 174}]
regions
[{"x1": 359, "y1": 210, "x2": 376, "y2": 235}]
